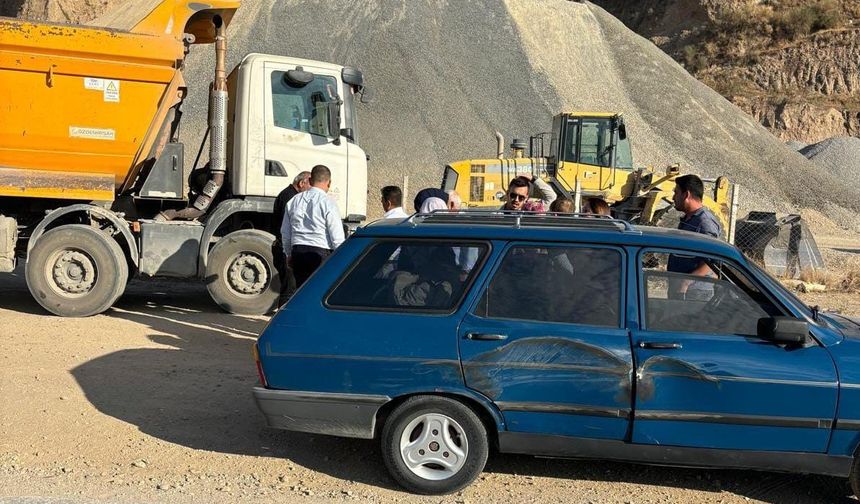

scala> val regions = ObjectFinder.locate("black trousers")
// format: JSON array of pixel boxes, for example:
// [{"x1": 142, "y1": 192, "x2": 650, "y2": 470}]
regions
[
  {"x1": 272, "y1": 241, "x2": 297, "y2": 304},
  {"x1": 291, "y1": 245, "x2": 332, "y2": 288}
]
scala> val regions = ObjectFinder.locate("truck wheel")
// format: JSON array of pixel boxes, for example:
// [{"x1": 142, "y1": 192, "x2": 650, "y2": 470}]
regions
[
  {"x1": 205, "y1": 229, "x2": 280, "y2": 315},
  {"x1": 26, "y1": 225, "x2": 128, "y2": 317},
  {"x1": 381, "y1": 396, "x2": 489, "y2": 495}
]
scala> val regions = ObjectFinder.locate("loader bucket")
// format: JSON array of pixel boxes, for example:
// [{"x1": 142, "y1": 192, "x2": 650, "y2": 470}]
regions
[{"x1": 735, "y1": 212, "x2": 825, "y2": 278}]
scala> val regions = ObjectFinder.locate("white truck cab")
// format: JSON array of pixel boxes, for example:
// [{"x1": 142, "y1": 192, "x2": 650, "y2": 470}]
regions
[{"x1": 229, "y1": 54, "x2": 369, "y2": 224}]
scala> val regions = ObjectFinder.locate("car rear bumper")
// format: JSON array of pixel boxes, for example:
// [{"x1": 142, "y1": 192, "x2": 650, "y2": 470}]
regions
[{"x1": 252, "y1": 387, "x2": 390, "y2": 439}]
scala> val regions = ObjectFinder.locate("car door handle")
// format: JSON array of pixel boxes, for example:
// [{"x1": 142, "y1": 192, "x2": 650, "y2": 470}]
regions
[
  {"x1": 638, "y1": 341, "x2": 682, "y2": 350},
  {"x1": 465, "y1": 333, "x2": 508, "y2": 341}
]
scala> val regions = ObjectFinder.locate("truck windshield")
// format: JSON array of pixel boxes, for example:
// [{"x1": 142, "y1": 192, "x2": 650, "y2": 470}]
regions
[
  {"x1": 271, "y1": 72, "x2": 338, "y2": 138},
  {"x1": 562, "y1": 117, "x2": 629, "y2": 168}
]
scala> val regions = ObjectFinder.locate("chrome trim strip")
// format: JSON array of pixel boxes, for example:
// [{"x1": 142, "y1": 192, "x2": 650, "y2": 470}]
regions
[
  {"x1": 496, "y1": 401, "x2": 630, "y2": 419},
  {"x1": 635, "y1": 410, "x2": 832, "y2": 429},
  {"x1": 839, "y1": 383, "x2": 860, "y2": 389},
  {"x1": 835, "y1": 419, "x2": 860, "y2": 431},
  {"x1": 465, "y1": 361, "x2": 628, "y2": 375},
  {"x1": 645, "y1": 371, "x2": 837, "y2": 388},
  {"x1": 253, "y1": 388, "x2": 390, "y2": 405}
]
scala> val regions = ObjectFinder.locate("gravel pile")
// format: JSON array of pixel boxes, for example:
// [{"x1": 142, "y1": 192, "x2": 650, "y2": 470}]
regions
[
  {"x1": 800, "y1": 137, "x2": 860, "y2": 181},
  {"x1": 95, "y1": 0, "x2": 860, "y2": 226}
]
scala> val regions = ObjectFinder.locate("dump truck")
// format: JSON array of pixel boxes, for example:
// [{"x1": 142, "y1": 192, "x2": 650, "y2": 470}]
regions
[
  {"x1": 442, "y1": 112, "x2": 738, "y2": 236},
  {"x1": 0, "y1": 0, "x2": 372, "y2": 316}
]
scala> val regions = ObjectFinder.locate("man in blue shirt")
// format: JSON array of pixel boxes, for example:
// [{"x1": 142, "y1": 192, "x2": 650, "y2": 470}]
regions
[{"x1": 667, "y1": 174, "x2": 722, "y2": 299}]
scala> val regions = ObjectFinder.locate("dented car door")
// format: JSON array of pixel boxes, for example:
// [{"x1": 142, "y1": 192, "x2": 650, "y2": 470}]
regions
[
  {"x1": 458, "y1": 242, "x2": 633, "y2": 440},
  {"x1": 630, "y1": 249, "x2": 838, "y2": 452}
]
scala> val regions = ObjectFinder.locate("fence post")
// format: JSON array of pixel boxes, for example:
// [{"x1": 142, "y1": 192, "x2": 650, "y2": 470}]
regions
[{"x1": 729, "y1": 183, "x2": 740, "y2": 245}]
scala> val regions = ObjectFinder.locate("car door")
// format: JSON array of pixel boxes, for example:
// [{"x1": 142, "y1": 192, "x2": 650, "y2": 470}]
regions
[
  {"x1": 263, "y1": 62, "x2": 349, "y2": 208},
  {"x1": 631, "y1": 249, "x2": 838, "y2": 452},
  {"x1": 459, "y1": 242, "x2": 633, "y2": 440}
]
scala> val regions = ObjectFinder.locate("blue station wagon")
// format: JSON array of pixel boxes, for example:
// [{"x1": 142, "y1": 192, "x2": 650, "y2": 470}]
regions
[{"x1": 253, "y1": 212, "x2": 860, "y2": 495}]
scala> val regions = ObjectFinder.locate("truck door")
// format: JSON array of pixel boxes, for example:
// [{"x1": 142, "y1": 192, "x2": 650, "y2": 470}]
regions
[
  {"x1": 263, "y1": 63, "x2": 349, "y2": 212},
  {"x1": 459, "y1": 242, "x2": 633, "y2": 440}
]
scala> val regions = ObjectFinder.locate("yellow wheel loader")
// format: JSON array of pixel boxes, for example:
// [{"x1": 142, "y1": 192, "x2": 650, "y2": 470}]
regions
[
  {"x1": 441, "y1": 112, "x2": 825, "y2": 277},
  {"x1": 442, "y1": 112, "x2": 737, "y2": 240}
]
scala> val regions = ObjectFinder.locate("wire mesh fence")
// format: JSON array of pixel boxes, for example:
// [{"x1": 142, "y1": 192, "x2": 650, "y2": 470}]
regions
[{"x1": 731, "y1": 212, "x2": 825, "y2": 279}]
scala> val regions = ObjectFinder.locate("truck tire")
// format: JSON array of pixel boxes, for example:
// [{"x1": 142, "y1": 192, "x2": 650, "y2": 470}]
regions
[
  {"x1": 381, "y1": 396, "x2": 489, "y2": 495},
  {"x1": 205, "y1": 229, "x2": 280, "y2": 315},
  {"x1": 26, "y1": 224, "x2": 128, "y2": 317}
]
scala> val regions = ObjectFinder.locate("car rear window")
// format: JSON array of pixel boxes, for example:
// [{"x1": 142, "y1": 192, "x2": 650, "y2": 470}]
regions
[{"x1": 326, "y1": 240, "x2": 488, "y2": 312}]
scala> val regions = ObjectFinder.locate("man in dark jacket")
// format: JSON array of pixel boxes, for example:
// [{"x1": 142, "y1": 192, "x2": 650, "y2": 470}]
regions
[{"x1": 272, "y1": 171, "x2": 310, "y2": 304}]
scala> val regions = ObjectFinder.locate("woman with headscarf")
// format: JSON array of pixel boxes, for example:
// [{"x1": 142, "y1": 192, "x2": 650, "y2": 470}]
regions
[
  {"x1": 419, "y1": 196, "x2": 448, "y2": 214},
  {"x1": 413, "y1": 188, "x2": 448, "y2": 213}
]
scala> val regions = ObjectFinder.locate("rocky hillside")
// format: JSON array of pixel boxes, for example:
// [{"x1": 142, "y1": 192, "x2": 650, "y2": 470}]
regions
[{"x1": 593, "y1": 0, "x2": 860, "y2": 144}]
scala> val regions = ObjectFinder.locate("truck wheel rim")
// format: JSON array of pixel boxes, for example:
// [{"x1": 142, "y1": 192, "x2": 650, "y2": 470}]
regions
[
  {"x1": 47, "y1": 249, "x2": 96, "y2": 297},
  {"x1": 226, "y1": 252, "x2": 269, "y2": 296},
  {"x1": 399, "y1": 413, "x2": 468, "y2": 481}
]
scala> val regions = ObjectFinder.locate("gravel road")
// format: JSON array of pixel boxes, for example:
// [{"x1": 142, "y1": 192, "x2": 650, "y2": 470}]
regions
[{"x1": 1, "y1": 267, "x2": 858, "y2": 504}]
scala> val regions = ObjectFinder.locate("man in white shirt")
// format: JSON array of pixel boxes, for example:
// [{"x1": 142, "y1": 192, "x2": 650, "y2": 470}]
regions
[
  {"x1": 381, "y1": 185, "x2": 409, "y2": 219},
  {"x1": 281, "y1": 165, "x2": 345, "y2": 287}
]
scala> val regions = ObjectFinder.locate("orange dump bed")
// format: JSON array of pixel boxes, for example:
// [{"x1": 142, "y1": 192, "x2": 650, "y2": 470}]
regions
[{"x1": 0, "y1": 0, "x2": 239, "y2": 201}]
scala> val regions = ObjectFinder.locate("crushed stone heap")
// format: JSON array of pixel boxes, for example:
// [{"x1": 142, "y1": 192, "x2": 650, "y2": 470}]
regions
[
  {"x1": 89, "y1": 0, "x2": 860, "y2": 228},
  {"x1": 801, "y1": 137, "x2": 860, "y2": 182}
]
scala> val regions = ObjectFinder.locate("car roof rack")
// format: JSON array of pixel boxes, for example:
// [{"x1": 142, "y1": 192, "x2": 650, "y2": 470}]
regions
[{"x1": 405, "y1": 209, "x2": 638, "y2": 232}]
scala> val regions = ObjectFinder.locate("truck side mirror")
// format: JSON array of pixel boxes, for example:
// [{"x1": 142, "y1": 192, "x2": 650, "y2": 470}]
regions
[
  {"x1": 757, "y1": 316, "x2": 808, "y2": 344},
  {"x1": 327, "y1": 98, "x2": 342, "y2": 144},
  {"x1": 618, "y1": 123, "x2": 627, "y2": 140}
]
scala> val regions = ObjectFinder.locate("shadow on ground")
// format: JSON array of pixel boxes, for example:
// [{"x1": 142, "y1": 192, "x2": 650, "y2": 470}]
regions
[{"x1": 0, "y1": 266, "x2": 845, "y2": 502}]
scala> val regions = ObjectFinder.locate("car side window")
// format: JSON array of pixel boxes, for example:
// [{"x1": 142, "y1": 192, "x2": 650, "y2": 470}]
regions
[
  {"x1": 327, "y1": 241, "x2": 487, "y2": 311},
  {"x1": 473, "y1": 245, "x2": 622, "y2": 328},
  {"x1": 642, "y1": 251, "x2": 781, "y2": 336}
]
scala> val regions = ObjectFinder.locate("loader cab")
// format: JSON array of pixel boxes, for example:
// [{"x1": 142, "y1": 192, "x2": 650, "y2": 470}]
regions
[
  {"x1": 550, "y1": 112, "x2": 633, "y2": 197},
  {"x1": 553, "y1": 113, "x2": 632, "y2": 170},
  {"x1": 230, "y1": 53, "x2": 370, "y2": 224}
]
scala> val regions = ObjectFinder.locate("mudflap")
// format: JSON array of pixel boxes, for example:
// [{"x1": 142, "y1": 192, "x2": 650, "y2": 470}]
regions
[
  {"x1": 735, "y1": 212, "x2": 825, "y2": 278},
  {"x1": 0, "y1": 215, "x2": 17, "y2": 273}
]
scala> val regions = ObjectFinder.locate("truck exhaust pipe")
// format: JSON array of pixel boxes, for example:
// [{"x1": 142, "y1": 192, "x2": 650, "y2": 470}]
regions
[
  {"x1": 495, "y1": 131, "x2": 504, "y2": 159},
  {"x1": 158, "y1": 15, "x2": 228, "y2": 221}
]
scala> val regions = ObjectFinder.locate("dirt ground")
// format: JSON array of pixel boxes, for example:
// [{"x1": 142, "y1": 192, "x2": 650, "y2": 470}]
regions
[{"x1": 2, "y1": 265, "x2": 860, "y2": 504}]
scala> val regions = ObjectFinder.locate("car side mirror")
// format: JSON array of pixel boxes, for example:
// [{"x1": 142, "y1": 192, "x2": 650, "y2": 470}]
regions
[
  {"x1": 340, "y1": 127, "x2": 354, "y2": 141},
  {"x1": 757, "y1": 316, "x2": 808, "y2": 344},
  {"x1": 327, "y1": 98, "x2": 342, "y2": 145}
]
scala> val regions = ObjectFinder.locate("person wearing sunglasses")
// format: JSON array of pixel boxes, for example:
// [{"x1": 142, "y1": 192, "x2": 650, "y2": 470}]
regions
[{"x1": 502, "y1": 174, "x2": 557, "y2": 211}]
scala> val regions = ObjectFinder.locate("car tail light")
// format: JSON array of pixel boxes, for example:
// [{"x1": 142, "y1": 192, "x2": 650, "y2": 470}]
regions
[{"x1": 253, "y1": 343, "x2": 268, "y2": 387}]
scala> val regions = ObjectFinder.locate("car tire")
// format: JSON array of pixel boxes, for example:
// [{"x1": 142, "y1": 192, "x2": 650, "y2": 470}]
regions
[
  {"x1": 850, "y1": 457, "x2": 860, "y2": 498},
  {"x1": 205, "y1": 229, "x2": 280, "y2": 315},
  {"x1": 26, "y1": 224, "x2": 128, "y2": 317},
  {"x1": 381, "y1": 396, "x2": 488, "y2": 495}
]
